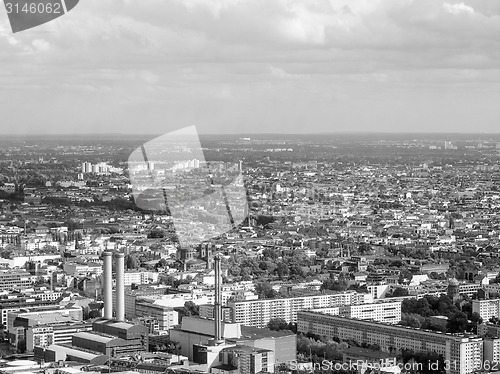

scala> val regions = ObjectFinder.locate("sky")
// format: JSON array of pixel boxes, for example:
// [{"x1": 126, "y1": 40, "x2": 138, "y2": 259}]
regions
[{"x1": 1, "y1": 0, "x2": 500, "y2": 135}]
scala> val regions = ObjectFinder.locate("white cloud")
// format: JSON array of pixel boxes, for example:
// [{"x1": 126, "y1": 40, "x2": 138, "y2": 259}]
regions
[
  {"x1": 443, "y1": 2, "x2": 475, "y2": 15},
  {"x1": 1, "y1": 0, "x2": 500, "y2": 134},
  {"x1": 32, "y1": 39, "x2": 50, "y2": 51}
]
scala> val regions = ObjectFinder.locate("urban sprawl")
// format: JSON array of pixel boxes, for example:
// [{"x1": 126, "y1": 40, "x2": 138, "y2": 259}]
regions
[{"x1": 0, "y1": 134, "x2": 499, "y2": 374}]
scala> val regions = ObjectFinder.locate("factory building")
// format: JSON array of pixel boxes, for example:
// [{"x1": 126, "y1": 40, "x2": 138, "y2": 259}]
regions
[
  {"x1": 169, "y1": 256, "x2": 296, "y2": 372},
  {"x1": 35, "y1": 251, "x2": 149, "y2": 364}
]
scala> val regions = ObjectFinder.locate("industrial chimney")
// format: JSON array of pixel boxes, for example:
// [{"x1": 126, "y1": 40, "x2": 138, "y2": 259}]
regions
[
  {"x1": 214, "y1": 254, "x2": 223, "y2": 344},
  {"x1": 115, "y1": 252, "x2": 125, "y2": 321},
  {"x1": 102, "y1": 251, "x2": 113, "y2": 320}
]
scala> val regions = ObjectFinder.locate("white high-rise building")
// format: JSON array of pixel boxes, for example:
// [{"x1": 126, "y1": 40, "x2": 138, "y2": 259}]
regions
[
  {"x1": 81, "y1": 162, "x2": 92, "y2": 173},
  {"x1": 472, "y1": 299, "x2": 500, "y2": 322}
]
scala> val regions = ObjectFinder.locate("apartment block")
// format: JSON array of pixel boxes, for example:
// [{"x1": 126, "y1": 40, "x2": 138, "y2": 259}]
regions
[
  {"x1": 123, "y1": 271, "x2": 150, "y2": 286},
  {"x1": 343, "y1": 301, "x2": 401, "y2": 324},
  {"x1": 297, "y1": 312, "x2": 483, "y2": 374},
  {"x1": 484, "y1": 337, "x2": 500, "y2": 365},
  {"x1": 311, "y1": 301, "x2": 401, "y2": 324},
  {"x1": 472, "y1": 299, "x2": 500, "y2": 322},
  {"x1": 228, "y1": 291, "x2": 369, "y2": 328}
]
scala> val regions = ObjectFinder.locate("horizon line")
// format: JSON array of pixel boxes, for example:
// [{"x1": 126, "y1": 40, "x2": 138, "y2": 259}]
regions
[{"x1": 1, "y1": 130, "x2": 500, "y2": 137}]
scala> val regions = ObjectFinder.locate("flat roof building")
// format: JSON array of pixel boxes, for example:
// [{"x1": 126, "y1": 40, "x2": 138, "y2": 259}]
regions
[{"x1": 298, "y1": 311, "x2": 482, "y2": 374}]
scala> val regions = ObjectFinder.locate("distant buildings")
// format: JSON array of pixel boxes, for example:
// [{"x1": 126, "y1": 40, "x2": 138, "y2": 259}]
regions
[
  {"x1": 445, "y1": 140, "x2": 455, "y2": 150},
  {"x1": 81, "y1": 161, "x2": 122, "y2": 174}
]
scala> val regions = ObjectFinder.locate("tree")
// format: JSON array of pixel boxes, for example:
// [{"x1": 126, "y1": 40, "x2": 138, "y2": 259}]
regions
[
  {"x1": 156, "y1": 258, "x2": 168, "y2": 270},
  {"x1": 325, "y1": 340, "x2": 344, "y2": 361},
  {"x1": 469, "y1": 312, "x2": 483, "y2": 333},
  {"x1": 184, "y1": 301, "x2": 199, "y2": 316},
  {"x1": 255, "y1": 282, "x2": 277, "y2": 299},
  {"x1": 267, "y1": 318, "x2": 289, "y2": 331},
  {"x1": 162, "y1": 275, "x2": 176, "y2": 286},
  {"x1": 256, "y1": 215, "x2": 275, "y2": 226},
  {"x1": 446, "y1": 311, "x2": 468, "y2": 333},
  {"x1": 400, "y1": 349, "x2": 446, "y2": 374},
  {"x1": 126, "y1": 254, "x2": 141, "y2": 269},
  {"x1": 174, "y1": 301, "x2": 199, "y2": 323},
  {"x1": 491, "y1": 316, "x2": 500, "y2": 325},
  {"x1": 148, "y1": 228, "x2": 165, "y2": 239},
  {"x1": 400, "y1": 313, "x2": 423, "y2": 328},
  {"x1": 392, "y1": 288, "x2": 409, "y2": 297}
]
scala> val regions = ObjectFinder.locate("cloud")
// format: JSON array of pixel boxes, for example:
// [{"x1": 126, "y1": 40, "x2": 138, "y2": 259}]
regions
[
  {"x1": 1, "y1": 0, "x2": 500, "y2": 134},
  {"x1": 32, "y1": 39, "x2": 50, "y2": 51},
  {"x1": 443, "y1": 2, "x2": 475, "y2": 15}
]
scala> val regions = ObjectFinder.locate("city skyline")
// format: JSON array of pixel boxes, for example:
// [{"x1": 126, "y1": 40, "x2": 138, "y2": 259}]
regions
[{"x1": 1, "y1": 0, "x2": 500, "y2": 135}]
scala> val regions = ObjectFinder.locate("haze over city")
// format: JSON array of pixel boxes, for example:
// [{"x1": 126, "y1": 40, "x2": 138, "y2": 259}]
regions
[{"x1": 1, "y1": 0, "x2": 500, "y2": 135}]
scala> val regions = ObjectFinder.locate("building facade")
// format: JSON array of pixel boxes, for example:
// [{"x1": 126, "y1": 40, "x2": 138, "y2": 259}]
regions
[
  {"x1": 0, "y1": 270, "x2": 31, "y2": 290},
  {"x1": 297, "y1": 312, "x2": 483, "y2": 374},
  {"x1": 135, "y1": 301, "x2": 178, "y2": 331},
  {"x1": 229, "y1": 291, "x2": 368, "y2": 328},
  {"x1": 472, "y1": 299, "x2": 500, "y2": 322}
]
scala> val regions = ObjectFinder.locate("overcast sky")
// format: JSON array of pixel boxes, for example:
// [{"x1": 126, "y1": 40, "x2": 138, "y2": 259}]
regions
[{"x1": 1, "y1": 0, "x2": 500, "y2": 135}]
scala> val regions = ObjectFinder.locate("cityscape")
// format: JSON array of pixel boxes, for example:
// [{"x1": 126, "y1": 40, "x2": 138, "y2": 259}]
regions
[
  {"x1": 2, "y1": 0, "x2": 500, "y2": 373},
  {"x1": 0, "y1": 133, "x2": 498, "y2": 374}
]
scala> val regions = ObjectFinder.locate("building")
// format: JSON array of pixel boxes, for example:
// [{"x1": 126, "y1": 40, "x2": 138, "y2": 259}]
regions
[
  {"x1": 8, "y1": 306, "x2": 84, "y2": 350},
  {"x1": 26, "y1": 321, "x2": 93, "y2": 351},
  {"x1": 135, "y1": 300, "x2": 178, "y2": 331},
  {"x1": 478, "y1": 322, "x2": 500, "y2": 338},
  {"x1": 484, "y1": 337, "x2": 500, "y2": 365},
  {"x1": 0, "y1": 270, "x2": 32, "y2": 290},
  {"x1": 124, "y1": 288, "x2": 166, "y2": 319},
  {"x1": 72, "y1": 319, "x2": 149, "y2": 357},
  {"x1": 228, "y1": 291, "x2": 369, "y2": 328},
  {"x1": 213, "y1": 345, "x2": 275, "y2": 374},
  {"x1": 123, "y1": 271, "x2": 150, "y2": 286},
  {"x1": 458, "y1": 283, "x2": 481, "y2": 296},
  {"x1": 133, "y1": 316, "x2": 160, "y2": 335},
  {"x1": 169, "y1": 316, "x2": 295, "y2": 371},
  {"x1": 0, "y1": 298, "x2": 59, "y2": 327},
  {"x1": 297, "y1": 312, "x2": 483, "y2": 374},
  {"x1": 472, "y1": 299, "x2": 500, "y2": 322},
  {"x1": 199, "y1": 304, "x2": 232, "y2": 322},
  {"x1": 63, "y1": 262, "x2": 102, "y2": 277},
  {"x1": 447, "y1": 278, "x2": 460, "y2": 302},
  {"x1": 35, "y1": 252, "x2": 150, "y2": 364},
  {"x1": 313, "y1": 301, "x2": 401, "y2": 324}
]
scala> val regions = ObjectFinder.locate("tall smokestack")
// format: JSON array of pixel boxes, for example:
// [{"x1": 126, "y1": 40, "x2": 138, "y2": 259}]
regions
[
  {"x1": 214, "y1": 255, "x2": 223, "y2": 343},
  {"x1": 103, "y1": 251, "x2": 113, "y2": 320},
  {"x1": 115, "y1": 252, "x2": 125, "y2": 321}
]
